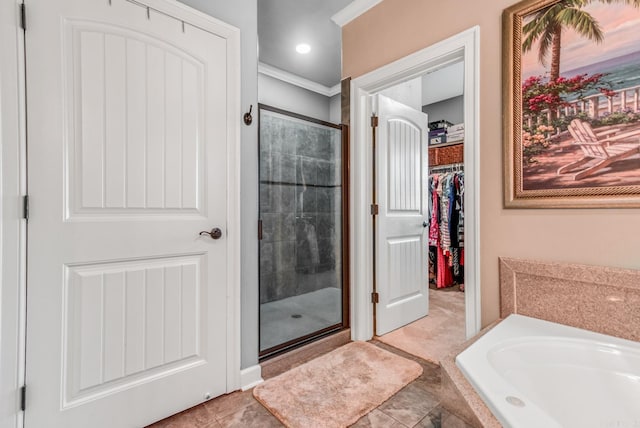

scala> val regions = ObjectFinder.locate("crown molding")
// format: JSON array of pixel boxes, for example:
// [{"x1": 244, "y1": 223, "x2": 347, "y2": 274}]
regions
[
  {"x1": 329, "y1": 83, "x2": 341, "y2": 97},
  {"x1": 258, "y1": 62, "x2": 341, "y2": 97},
  {"x1": 331, "y1": 0, "x2": 383, "y2": 27}
]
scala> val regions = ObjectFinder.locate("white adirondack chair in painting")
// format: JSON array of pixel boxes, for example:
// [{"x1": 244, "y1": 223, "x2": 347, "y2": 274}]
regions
[{"x1": 558, "y1": 119, "x2": 640, "y2": 180}]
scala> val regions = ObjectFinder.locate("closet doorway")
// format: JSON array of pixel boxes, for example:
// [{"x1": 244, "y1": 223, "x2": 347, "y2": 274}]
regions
[
  {"x1": 349, "y1": 27, "x2": 481, "y2": 353},
  {"x1": 372, "y1": 61, "x2": 467, "y2": 364}
]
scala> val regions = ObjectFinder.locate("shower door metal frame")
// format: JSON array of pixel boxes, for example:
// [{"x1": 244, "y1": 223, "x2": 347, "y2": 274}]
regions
[{"x1": 257, "y1": 104, "x2": 350, "y2": 359}]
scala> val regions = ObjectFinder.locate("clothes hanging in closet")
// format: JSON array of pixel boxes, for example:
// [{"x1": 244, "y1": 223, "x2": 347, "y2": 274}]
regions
[{"x1": 427, "y1": 171, "x2": 464, "y2": 289}]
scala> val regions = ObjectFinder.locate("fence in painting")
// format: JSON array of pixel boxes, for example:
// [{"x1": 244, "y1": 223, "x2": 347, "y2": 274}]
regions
[{"x1": 524, "y1": 84, "x2": 640, "y2": 128}]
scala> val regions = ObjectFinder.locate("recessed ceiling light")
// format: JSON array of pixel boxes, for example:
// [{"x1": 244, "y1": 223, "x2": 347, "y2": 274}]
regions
[{"x1": 296, "y1": 43, "x2": 311, "y2": 54}]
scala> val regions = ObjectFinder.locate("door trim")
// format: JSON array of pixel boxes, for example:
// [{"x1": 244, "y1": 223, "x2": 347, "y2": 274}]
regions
[
  {"x1": 349, "y1": 26, "x2": 481, "y2": 341},
  {"x1": 1, "y1": 1, "x2": 242, "y2": 426}
]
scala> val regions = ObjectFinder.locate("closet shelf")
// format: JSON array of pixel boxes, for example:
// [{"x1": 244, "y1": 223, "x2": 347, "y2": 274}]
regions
[
  {"x1": 429, "y1": 141, "x2": 463, "y2": 167},
  {"x1": 428, "y1": 140, "x2": 463, "y2": 148}
]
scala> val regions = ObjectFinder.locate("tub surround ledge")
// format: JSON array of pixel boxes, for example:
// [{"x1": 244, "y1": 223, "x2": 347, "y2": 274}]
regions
[
  {"x1": 500, "y1": 257, "x2": 640, "y2": 342},
  {"x1": 440, "y1": 321, "x2": 502, "y2": 428}
]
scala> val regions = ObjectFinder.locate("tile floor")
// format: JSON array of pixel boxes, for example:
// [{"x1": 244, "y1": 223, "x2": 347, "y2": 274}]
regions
[
  {"x1": 377, "y1": 289, "x2": 465, "y2": 365},
  {"x1": 148, "y1": 340, "x2": 474, "y2": 428}
]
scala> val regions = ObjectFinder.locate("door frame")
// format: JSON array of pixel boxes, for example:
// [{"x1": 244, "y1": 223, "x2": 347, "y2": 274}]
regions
[
  {"x1": 0, "y1": 1, "x2": 242, "y2": 426},
  {"x1": 349, "y1": 26, "x2": 481, "y2": 341},
  {"x1": 1, "y1": 1, "x2": 28, "y2": 426}
]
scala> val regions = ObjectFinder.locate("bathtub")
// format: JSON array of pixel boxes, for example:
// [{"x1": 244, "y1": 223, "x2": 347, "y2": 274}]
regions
[{"x1": 456, "y1": 314, "x2": 640, "y2": 428}]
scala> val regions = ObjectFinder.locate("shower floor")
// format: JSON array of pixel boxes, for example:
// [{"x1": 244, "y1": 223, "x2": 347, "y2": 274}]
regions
[{"x1": 260, "y1": 287, "x2": 342, "y2": 352}]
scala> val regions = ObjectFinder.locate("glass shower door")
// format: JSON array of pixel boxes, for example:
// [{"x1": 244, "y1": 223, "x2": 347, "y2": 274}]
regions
[{"x1": 258, "y1": 105, "x2": 347, "y2": 357}]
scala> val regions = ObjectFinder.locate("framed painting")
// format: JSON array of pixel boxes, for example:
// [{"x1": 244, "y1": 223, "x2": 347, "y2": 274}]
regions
[{"x1": 503, "y1": 0, "x2": 640, "y2": 208}]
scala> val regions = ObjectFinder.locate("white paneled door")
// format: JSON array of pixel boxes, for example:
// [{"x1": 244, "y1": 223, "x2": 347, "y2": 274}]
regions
[
  {"x1": 374, "y1": 95, "x2": 429, "y2": 335},
  {"x1": 24, "y1": 1, "x2": 239, "y2": 427}
]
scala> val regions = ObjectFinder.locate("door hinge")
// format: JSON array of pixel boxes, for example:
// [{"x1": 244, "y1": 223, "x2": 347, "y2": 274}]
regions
[
  {"x1": 20, "y1": 385, "x2": 26, "y2": 411},
  {"x1": 23, "y1": 195, "x2": 29, "y2": 221},
  {"x1": 258, "y1": 219, "x2": 263, "y2": 240},
  {"x1": 19, "y1": 3, "x2": 26, "y2": 31},
  {"x1": 370, "y1": 204, "x2": 378, "y2": 216},
  {"x1": 371, "y1": 115, "x2": 378, "y2": 128},
  {"x1": 371, "y1": 292, "x2": 379, "y2": 304}
]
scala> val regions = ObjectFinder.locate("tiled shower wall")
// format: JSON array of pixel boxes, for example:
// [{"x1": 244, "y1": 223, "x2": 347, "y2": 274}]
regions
[{"x1": 259, "y1": 112, "x2": 342, "y2": 304}]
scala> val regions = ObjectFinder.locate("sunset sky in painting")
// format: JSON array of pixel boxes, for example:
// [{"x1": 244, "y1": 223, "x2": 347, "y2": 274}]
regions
[{"x1": 522, "y1": 2, "x2": 640, "y2": 79}]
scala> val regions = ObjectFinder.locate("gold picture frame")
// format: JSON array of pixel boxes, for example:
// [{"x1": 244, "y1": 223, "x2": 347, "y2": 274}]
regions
[{"x1": 503, "y1": 0, "x2": 640, "y2": 208}]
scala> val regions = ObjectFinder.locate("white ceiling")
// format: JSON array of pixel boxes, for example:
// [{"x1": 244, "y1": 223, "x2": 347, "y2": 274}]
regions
[
  {"x1": 257, "y1": 0, "x2": 464, "y2": 103},
  {"x1": 421, "y1": 61, "x2": 464, "y2": 106},
  {"x1": 257, "y1": 0, "x2": 351, "y2": 88}
]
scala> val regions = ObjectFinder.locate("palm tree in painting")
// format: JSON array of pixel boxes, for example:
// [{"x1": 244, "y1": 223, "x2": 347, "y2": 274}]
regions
[{"x1": 522, "y1": 0, "x2": 640, "y2": 82}]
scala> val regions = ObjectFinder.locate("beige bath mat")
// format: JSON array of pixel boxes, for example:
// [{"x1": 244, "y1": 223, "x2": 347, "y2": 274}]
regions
[{"x1": 252, "y1": 341, "x2": 422, "y2": 428}]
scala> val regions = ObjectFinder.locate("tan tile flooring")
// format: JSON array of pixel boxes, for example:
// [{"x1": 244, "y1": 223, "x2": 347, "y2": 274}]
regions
[
  {"x1": 148, "y1": 341, "x2": 473, "y2": 428},
  {"x1": 377, "y1": 289, "x2": 466, "y2": 365}
]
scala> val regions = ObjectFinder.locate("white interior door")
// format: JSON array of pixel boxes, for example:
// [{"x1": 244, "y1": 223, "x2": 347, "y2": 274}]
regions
[
  {"x1": 374, "y1": 94, "x2": 429, "y2": 336},
  {"x1": 25, "y1": 1, "x2": 238, "y2": 427}
]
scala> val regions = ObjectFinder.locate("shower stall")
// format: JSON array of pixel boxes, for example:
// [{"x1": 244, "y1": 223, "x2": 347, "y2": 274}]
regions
[{"x1": 258, "y1": 104, "x2": 348, "y2": 358}]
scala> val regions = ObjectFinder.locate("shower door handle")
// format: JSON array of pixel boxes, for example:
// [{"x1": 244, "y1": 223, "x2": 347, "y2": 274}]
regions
[{"x1": 199, "y1": 227, "x2": 223, "y2": 240}]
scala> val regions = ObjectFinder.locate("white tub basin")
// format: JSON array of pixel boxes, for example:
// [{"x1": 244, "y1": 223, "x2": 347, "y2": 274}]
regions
[{"x1": 456, "y1": 314, "x2": 640, "y2": 428}]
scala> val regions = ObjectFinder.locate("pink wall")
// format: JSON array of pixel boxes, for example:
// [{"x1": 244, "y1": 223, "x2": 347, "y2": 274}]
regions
[{"x1": 343, "y1": 0, "x2": 640, "y2": 326}]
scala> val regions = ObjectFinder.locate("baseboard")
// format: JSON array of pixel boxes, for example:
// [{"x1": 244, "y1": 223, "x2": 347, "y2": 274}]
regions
[{"x1": 240, "y1": 364, "x2": 264, "y2": 391}]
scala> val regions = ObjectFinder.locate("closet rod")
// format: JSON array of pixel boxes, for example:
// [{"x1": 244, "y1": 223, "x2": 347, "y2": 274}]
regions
[{"x1": 429, "y1": 163, "x2": 464, "y2": 173}]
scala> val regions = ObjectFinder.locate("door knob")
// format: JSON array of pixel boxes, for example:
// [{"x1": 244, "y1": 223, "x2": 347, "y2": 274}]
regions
[
  {"x1": 422, "y1": 221, "x2": 429, "y2": 228},
  {"x1": 199, "y1": 228, "x2": 223, "y2": 239}
]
